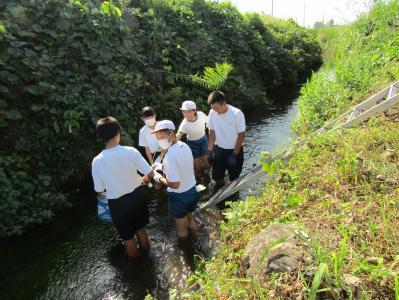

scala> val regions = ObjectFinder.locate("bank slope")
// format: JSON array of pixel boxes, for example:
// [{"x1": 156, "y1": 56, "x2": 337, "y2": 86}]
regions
[{"x1": 185, "y1": 1, "x2": 399, "y2": 299}]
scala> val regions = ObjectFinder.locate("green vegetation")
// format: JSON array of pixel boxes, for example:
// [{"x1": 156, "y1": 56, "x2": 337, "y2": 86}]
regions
[
  {"x1": 293, "y1": 0, "x2": 399, "y2": 135},
  {"x1": 186, "y1": 109, "x2": 399, "y2": 300},
  {"x1": 0, "y1": 0, "x2": 320, "y2": 236},
  {"x1": 185, "y1": 0, "x2": 399, "y2": 298}
]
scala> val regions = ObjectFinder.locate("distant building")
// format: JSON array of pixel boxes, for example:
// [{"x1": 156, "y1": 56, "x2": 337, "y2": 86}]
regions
[{"x1": 313, "y1": 19, "x2": 335, "y2": 29}]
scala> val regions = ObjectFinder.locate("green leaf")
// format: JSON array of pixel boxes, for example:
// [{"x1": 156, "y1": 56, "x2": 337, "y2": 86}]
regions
[
  {"x1": 190, "y1": 62, "x2": 233, "y2": 90},
  {"x1": 101, "y1": 1, "x2": 122, "y2": 17},
  {"x1": 25, "y1": 85, "x2": 43, "y2": 95},
  {"x1": 10, "y1": 41, "x2": 27, "y2": 48},
  {"x1": 283, "y1": 194, "x2": 304, "y2": 208},
  {"x1": 6, "y1": 110, "x2": 22, "y2": 120},
  {"x1": 64, "y1": 110, "x2": 80, "y2": 119},
  {"x1": 53, "y1": 121, "x2": 60, "y2": 134},
  {"x1": 309, "y1": 263, "x2": 329, "y2": 300},
  {"x1": 114, "y1": 6, "x2": 122, "y2": 17}
]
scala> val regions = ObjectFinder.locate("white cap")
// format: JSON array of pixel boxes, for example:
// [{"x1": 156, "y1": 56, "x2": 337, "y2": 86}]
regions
[
  {"x1": 180, "y1": 100, "x2": 196, "y2": 110},
  {"x1": 151, "y1": 120, "x2": 175, "y2": 133}
]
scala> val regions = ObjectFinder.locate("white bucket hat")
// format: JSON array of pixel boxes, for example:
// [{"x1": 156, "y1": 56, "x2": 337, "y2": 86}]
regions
[
  {"x1": 180, "y1": 100, "x2": 196, "y2": 110},
  {"x1": 151, "y1": 120, "x2": 175, "y2": 133}
]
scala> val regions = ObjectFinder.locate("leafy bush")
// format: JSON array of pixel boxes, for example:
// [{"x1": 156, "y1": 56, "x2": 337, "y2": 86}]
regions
[{"x1": 0, "y1": 0, "x2": 321, "y2": 236}]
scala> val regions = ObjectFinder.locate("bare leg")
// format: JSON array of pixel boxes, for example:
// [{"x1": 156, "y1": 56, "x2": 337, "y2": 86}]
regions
[
  {"x1": 200, "y1": 155, "x2": 210, "y2": 171},
  {"x1": 135, "y1": 228, "x2": 150, "y2": 251},
  {"x1": 124, "y1": 239, "x2": 140, "y2": 258},
  {"x1": 193, "y1": 158, "x2": 202, "y2": 178},
  {"x1": 215, "y1": 178, "x2": 225, "y2": 187},
  {"x1": 186, "y1": 212, "x2": 197, "y2": 234},
  {"x1": 175, "y1": 217, "x2": 189, "y2": 239}
]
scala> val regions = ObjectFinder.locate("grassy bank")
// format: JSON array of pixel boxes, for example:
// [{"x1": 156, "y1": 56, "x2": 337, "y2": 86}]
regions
[
  {"x1": 184, "y1": 1, "x2": 399, "y2": 299},
  {"x1": 186, "y1": 114, "x2": 398, "y2": 299},
  {"x1": 293, "y1": 0, "x2": 399, "y2": 135}
]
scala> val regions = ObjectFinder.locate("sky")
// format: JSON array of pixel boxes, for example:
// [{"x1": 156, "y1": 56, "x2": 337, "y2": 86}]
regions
[{"x1": 225, "y1": 0, "x2": 374, "y2": 27}]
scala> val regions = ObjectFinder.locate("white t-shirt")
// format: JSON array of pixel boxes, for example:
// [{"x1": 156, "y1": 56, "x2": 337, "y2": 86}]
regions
[
  {"x1": 178, "y1": 111, "x2": 208, "y2": 141},
  {"x1": 139, "y1": 125, "x2": 160, "y2": 153},
  {"x1": 207, "y1": 104, "x2": 246, "y2": 149},
  {"x1": 92, "y1": 145, "x2": 152, "y2": 199},
  {"x1": 163, "y1": 141, "x2": 196, "y2": 193}
]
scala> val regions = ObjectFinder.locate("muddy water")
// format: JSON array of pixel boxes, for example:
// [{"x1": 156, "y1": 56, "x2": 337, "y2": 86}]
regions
[{"x1": 0, "y1": 94, "x2": 299, "y2": 300}]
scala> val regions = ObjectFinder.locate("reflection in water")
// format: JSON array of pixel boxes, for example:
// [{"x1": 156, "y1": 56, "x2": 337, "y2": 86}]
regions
[{"x1": 0, "y1": 97, "x2": 298, "y2": 300}]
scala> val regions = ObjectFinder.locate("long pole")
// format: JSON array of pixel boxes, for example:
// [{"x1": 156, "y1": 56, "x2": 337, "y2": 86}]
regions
[
  {"x1": 303, "y1": 0, "x2": 306, "y2": 26},
  {"x1": 271, "y1": 0, "x2": 274, "y2": 16}
]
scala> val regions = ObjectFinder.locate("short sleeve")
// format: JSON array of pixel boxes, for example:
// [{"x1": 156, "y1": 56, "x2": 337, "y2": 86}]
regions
[
  {"x1": 165, "y1": 155, "x2": 180, "y2": 182},
  {"x1": 206, "y1": 110, "x2": 215, "y2": 130},
  {"x1": 178, "y1": 119, "x2": 187, "y2": 134},
  {"x1": 92, "y1": 161, "x2": 105, "y2": 192},
  {"x1": 138, "y1": 128, "x2": 147, "y2": 147},
  {"x1": 128, "y1": 147, "x2": 152, "y2": 175},
  {"x1": 199, "y1": 111, "x2": 208, "y2": 124},
  {"x1": 235, "y1": 110, "x2": 246, "y2": 133}
]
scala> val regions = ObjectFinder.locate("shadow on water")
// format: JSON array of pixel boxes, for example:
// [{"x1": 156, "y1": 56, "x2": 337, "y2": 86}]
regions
[{"x1": 0, "y1": 87, "x2": 300, "y2": 300}]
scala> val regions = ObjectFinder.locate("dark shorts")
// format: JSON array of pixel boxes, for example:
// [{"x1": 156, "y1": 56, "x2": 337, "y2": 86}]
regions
[
  {"x1": 167, "y1": 186, "x2": 199, "y2": 219},
  {"x1": 186, "y1": 135, "x2": 208, "y2": 159},
  {"x1": 212, "y1": 145, "x2": 244, "y2": 181},
  {"x1": 108, "y1": 186, "x2": 149, "y2": 240}
]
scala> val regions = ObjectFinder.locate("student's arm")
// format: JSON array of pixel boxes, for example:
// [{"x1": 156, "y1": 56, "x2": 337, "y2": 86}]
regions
[
  {"x1": 176, "y1": 132, "x2": 184, "y2": 141},
  {"x1": 144, "y1": 147, "x2": 153, "y2": 165},
  {"x1": 158, "y1": 177, "x2": 180, "y2": 189},
  {"x1": 92, "y1": 162, "x2": 105, "y2": 193},
  {"x1": 142, "y1": 170, "x2": 155, "y2": 184},
  {"x1": 176, "y1": 121, "x2": 186, "y2": 142},
  {"x1": 134, "y1": 148, "x2": 154, "y2": 182},
  {"x1": 206, "y1": 112, "x2": 215, "y2": 151},
  {"x1": 208, "y1": 129, "x2": 216, "y2": 151},
  {"x1": 157, "y1": 155, "x2": 180, "y2": 189},
  {"x1": 234, "y1": 132, "x2": 245, "y2": 154},
  {"x1": 233, "y1": 110, "x2": 246, "y2": 154}
]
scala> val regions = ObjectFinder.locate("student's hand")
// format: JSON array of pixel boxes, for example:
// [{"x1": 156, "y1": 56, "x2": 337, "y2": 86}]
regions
[
  {"x1": 142, "y1": 170, "x2": 154, "y2": 184},
  {"x1": 142, "y1": 176, "x2": 150, "y2": 184},
  {"x1": 227, "y1": 152, "x2": 238, "y2": 167},
  {"x1": 207, "y1": 149, "x2": 214, "y2": 165},
  {"x1": 153, "y1": 172, "x2": 163, "y2": 183}
]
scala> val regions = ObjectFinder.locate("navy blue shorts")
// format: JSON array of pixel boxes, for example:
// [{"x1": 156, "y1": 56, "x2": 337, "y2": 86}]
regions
[
  {"x1": 167, "y1": 186, "x2": 199, "y2": 219},
  {"x1": 108, "y1": 186, "x2": 149, "y2": 240},
  {"x1": 186, "y1": 135, "x2": 208, "y2": 159},
  {"x1": 212, "y1": 145, "x2": 244, "y2": 181}
]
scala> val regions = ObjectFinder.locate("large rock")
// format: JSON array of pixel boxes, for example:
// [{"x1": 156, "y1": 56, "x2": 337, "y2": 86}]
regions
[{"x1": 243, "y1": 223, "x2": 308, "y2": 278}]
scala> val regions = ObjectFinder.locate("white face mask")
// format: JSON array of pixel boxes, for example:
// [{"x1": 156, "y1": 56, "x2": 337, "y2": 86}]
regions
[
  {"x1": 144, "y1": 117, "x2": 156, "y2": 127},
  {"x1": 158, "y1": 138, "x2": 172, "y2": 150}
]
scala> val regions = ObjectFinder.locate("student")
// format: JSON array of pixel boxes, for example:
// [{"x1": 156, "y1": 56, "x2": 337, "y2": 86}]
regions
[
  {"x1": 152, "y1": 120, "x2": 199, "y2": 239},
  {"x1": 206, "y1": 91, "x2": 246, "y2": 187},
  {"x1": 92, "y1": 117, "x2": 154, "y2": 258},
  {"x1": 139, "y1": 106, "x2": 161, "y2": 165},
  {"x1": 176, "y1": 100, "x2": 209, "y2": 178}
]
